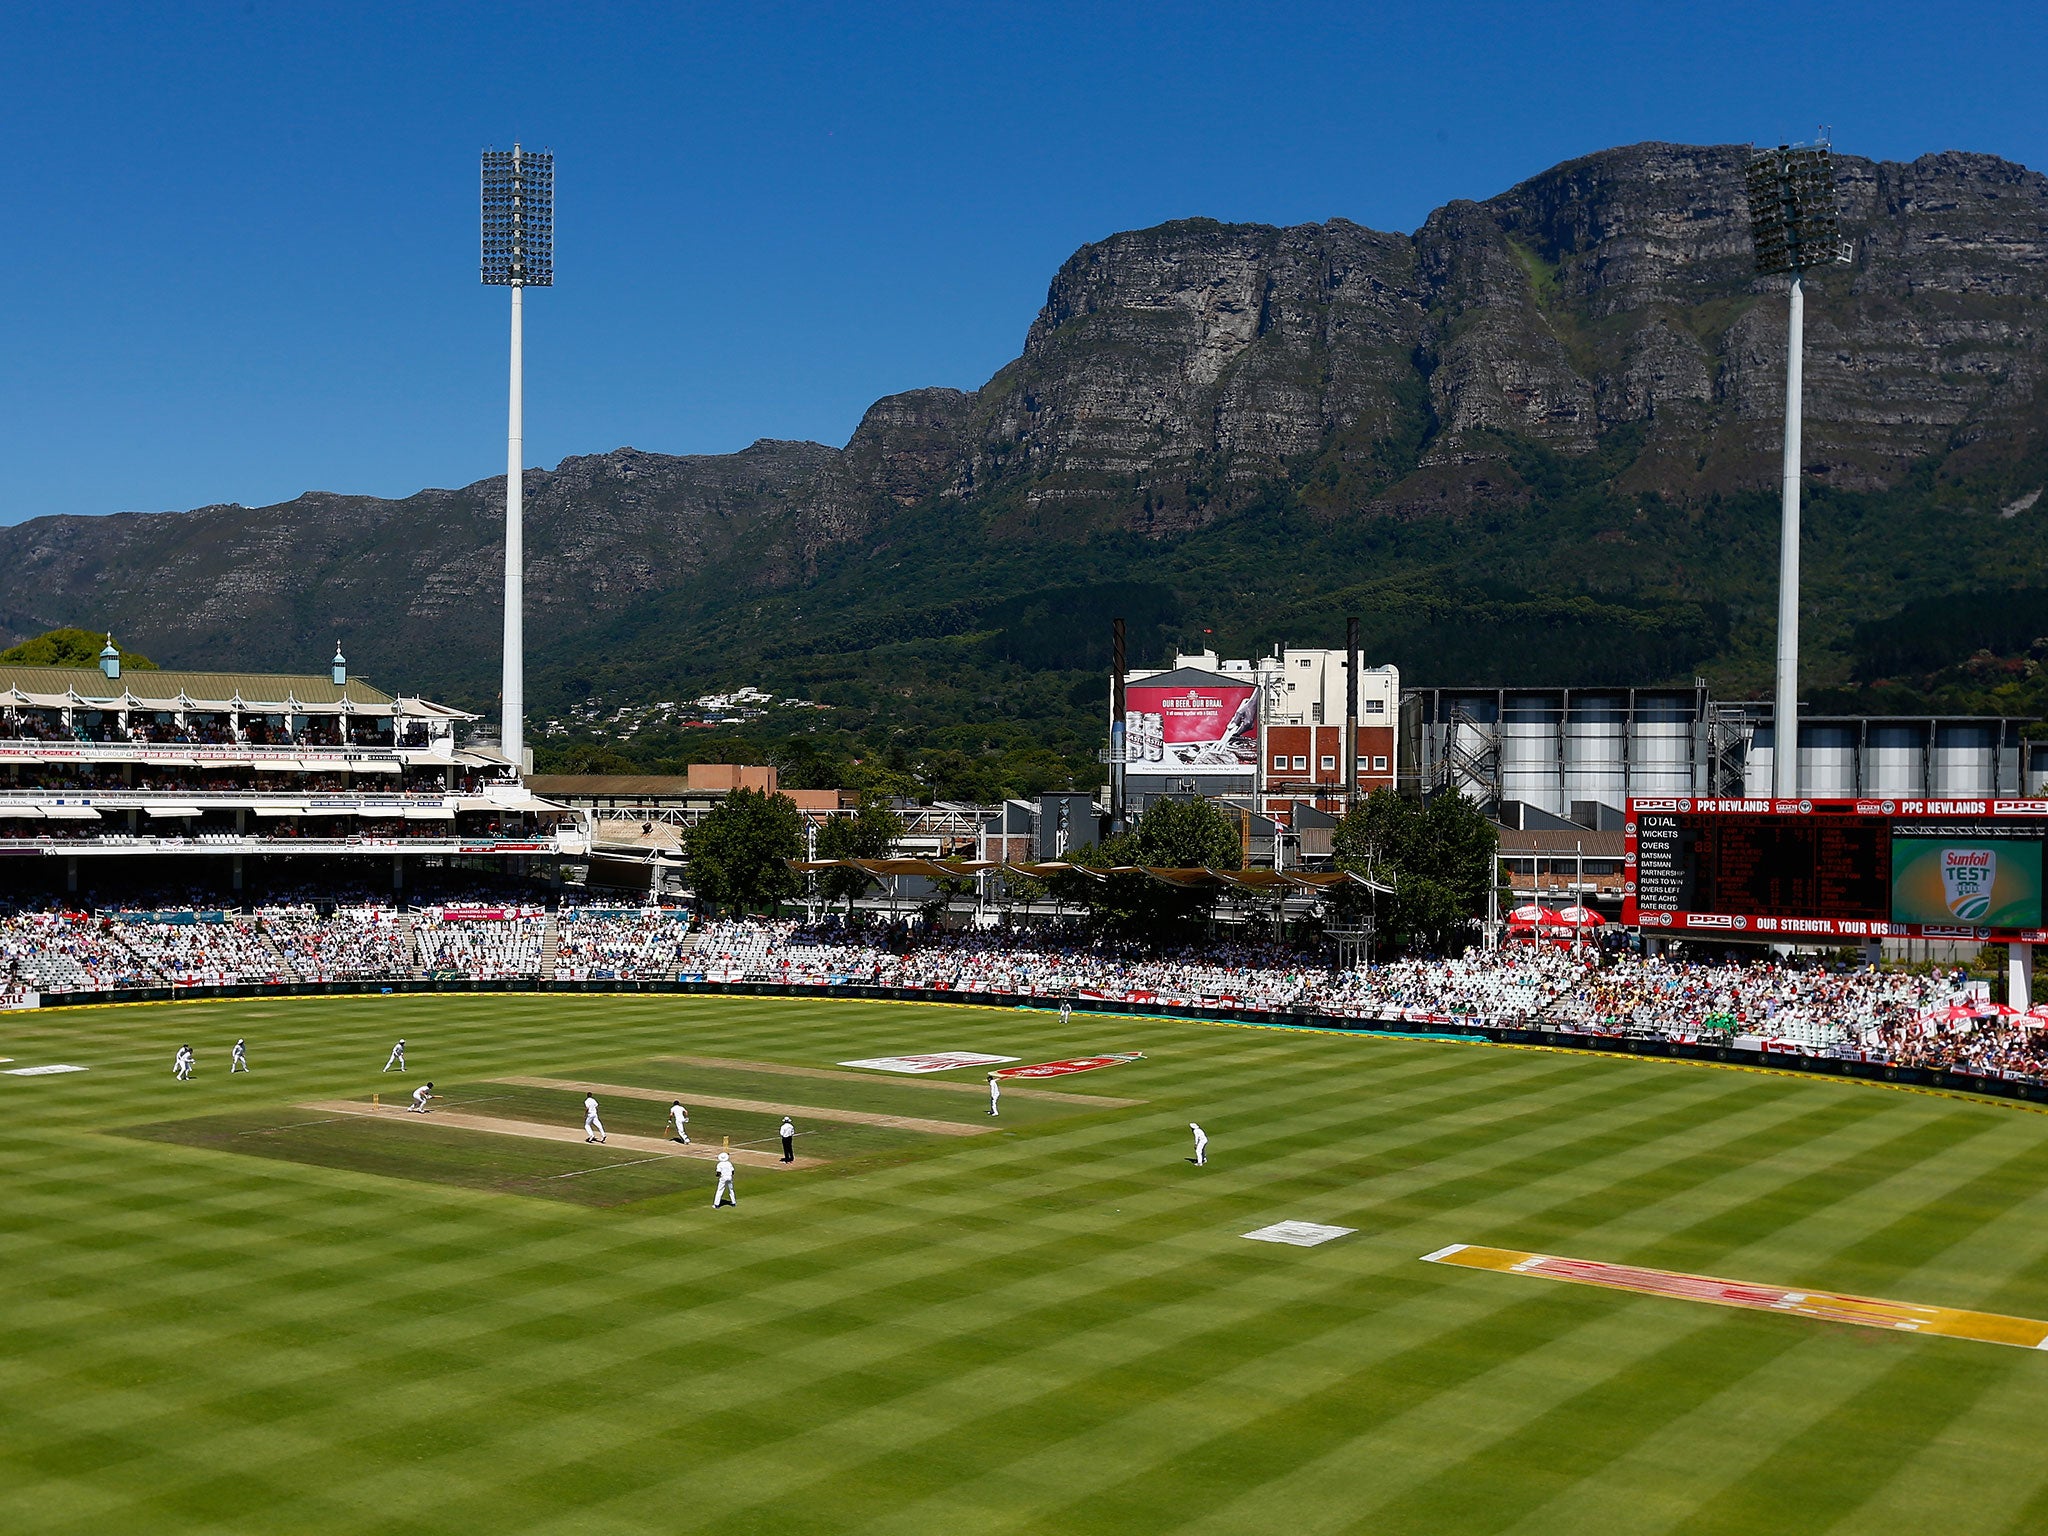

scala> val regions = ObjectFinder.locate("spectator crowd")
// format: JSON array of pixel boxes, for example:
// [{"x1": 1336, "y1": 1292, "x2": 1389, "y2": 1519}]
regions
[{"x1": 5, "y1": 902, "x2": 2045, "y2": 1085}]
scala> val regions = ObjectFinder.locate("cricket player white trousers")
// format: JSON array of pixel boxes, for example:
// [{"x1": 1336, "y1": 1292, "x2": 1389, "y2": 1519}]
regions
[
  {"x1": 384, "y1": 1047, "x2": 404, "y2": 1072},
  {"x1": 585, "y1": 1114, "x2": 605, "y2": 1142},
  {"x1": 714, "y1": 1175, "x2": 736, "y2": 1207}
]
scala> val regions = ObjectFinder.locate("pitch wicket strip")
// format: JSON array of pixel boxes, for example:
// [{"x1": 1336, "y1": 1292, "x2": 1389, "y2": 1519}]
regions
[{"x1": 1424, "y1": 1243, "x2": 2048, "y2": 1351}]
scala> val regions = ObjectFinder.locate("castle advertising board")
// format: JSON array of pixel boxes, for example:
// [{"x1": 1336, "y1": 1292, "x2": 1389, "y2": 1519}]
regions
[{"x1": 1121, "y1": 673, "x2": 1259, "y2": 778}]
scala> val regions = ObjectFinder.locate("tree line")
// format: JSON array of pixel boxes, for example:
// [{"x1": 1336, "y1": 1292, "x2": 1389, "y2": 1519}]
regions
[{"x1": 686, "y1": 787, "x2": 1499, "y2": 957}]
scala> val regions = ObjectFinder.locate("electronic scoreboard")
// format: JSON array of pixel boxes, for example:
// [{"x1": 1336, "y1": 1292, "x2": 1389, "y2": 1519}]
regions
[{"x1": 1625, "y1": 796, "x2": 2048, "y2": 943}]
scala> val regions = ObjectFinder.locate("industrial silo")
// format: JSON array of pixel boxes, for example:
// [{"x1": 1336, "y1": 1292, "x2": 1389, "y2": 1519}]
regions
[
  {"x1": 1501, "y1": 692, "x2": 1564, "y2": 814},
  {"x1": 1798, "y1": 724, "x2": 1858, "y2": 798},
  {"x1": 1630, "y1": 692, "x2": 1697, "y2": 796},
  {"x1": 1933, "y1": 723, "x2": 1998, "y2": 796},
  {"x1": 1865, "y1": 723, "x2": 1926, "y2": 797},
  {"x1": 1564, "y1": 693, "x2": 1628, "y2": 817},
  {"x1": 1744, "y1": 723, "x2": 1776, "y2": 798}
]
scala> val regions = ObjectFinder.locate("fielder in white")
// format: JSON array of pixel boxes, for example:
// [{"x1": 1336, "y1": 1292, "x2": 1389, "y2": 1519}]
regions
[
  {"x1": 1189, "y1": 1122, "x2": 1208, "y2": 1166},
  {"x1": 712, "y1": 1151, "x2": 737, "y2": 1207},
  {"x1": 986, "y1": 1072, "x2": 1001, "y2": 1117},
  {"x1": 668, "y1": 1100, "x2": 690, "y2": 1143},
  {"x1": 231, "y1": 1038, "x2": 248, "y2": 1073},
  {"x1": 410, "y1": 1082, "x2": 434, "y2": 1113},
  {"x1": 1059, "y1": 1001, "x2": 1073, "y2": 1026},
  {"x1": 173, "y1": 1045, "x2": 193, "y2": 1081},
  {"x1": 583, "y1": 1093, "x2": 607, "y2": 1144},
  {"x1": 383, "y1": 1038, "x2": 406, "y2": 1073}
]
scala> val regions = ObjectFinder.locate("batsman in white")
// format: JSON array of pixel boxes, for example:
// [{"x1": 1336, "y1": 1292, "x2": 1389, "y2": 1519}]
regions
[
  {"x1": 712, "y1": 1151, "x2": 737, "y2": 1208},
  {"x1": 230, "y1": 1038, "x2": 248, "y2": 1073},
  {"x1": 583, "y1": 1093, "x2": 607, "y2": 1144},
  {"x1": 1189, "y1": 1122, "x2": 1208, "y2": 1166},
  {"x1": 383, "y1": 1038, "x2": 406, "y2": 1073},
  {"x1": 409, "y1": 1082, "x2": 434, "y2": 1113},
  {"x1": 668, "y1": 1100, "x2": 690, "y2": 1143}
]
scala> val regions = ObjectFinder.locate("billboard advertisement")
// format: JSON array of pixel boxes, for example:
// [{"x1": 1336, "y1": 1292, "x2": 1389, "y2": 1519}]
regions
[
  {"x1": 1891, "y1": 837, "x2": 2043, "y2": 929},
  {"x1": 1123, "y1": 676, "x2": 1258, "y2": 776},
  {"x1": 1626, "y1": 797, "x2": 2048, "y2": 942}
]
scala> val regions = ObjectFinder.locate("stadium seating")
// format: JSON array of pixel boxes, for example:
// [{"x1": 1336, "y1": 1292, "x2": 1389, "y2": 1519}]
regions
[{"x1": 3, "y1": 901, "x2": 2040, "y2": 1082}]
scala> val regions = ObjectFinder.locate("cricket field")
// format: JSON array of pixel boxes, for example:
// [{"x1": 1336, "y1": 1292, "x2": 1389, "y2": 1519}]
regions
[{"x1": 7, "y1": 991, "x2": 2048, "y2": 1534}]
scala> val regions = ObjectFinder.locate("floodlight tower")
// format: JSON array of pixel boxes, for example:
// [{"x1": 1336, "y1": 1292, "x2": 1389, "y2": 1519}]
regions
[
  {"x1": 1744, "y1": 141, "x2": 1846, "y2": 798},
  {"x1": 481, "y1": 145, "x2": 554, "y2": 772}
]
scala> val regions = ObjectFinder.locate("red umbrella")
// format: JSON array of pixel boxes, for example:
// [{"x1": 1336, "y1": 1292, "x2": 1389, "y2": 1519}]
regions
[
  {"x1": 1921, "y1": 1003, "x2": 1981, "y2": 1028},
  {"x1": 1508, "y1": 904, "x2": 1564, "y2": 929},
  {"x1": 1557, "y1": 905, "x2": 1606, "y2": 929},
  {"x1": 1977, "y1": 1001, "x2": 2023, "y2": 1019}
]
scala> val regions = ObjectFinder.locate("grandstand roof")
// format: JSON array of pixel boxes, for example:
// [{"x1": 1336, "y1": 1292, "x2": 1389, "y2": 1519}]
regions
[{"x1": 0, "y1": 664, "x2": 468, "y2": 715}]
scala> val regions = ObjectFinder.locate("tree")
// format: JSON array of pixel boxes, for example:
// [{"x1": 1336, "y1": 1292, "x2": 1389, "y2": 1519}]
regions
[
  {"x1": 1066, "y1": 797, "x2": 1243, "y2": 935},
  {"x1": 1133, "y1": 797, "x2": 1242, "y2": 869},
  {"x1": 0, "y1": 627, "x2": 158, "y2": 670},
  {"x1": 685, "y1": 788, "x2": 803, "y2": 914},
  {"x1": 813, "y1": 796, "x2": 905, "y2": 910},
  {"x1": 545, "y1": 741, "x2": 638, "y2": 775},
  {"x1": 1332, "y1": 788, "x2": 1499, "y2": 956}
]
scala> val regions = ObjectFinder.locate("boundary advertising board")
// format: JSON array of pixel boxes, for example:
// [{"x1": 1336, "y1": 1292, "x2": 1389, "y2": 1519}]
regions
[{"x1": 1624, "y1": 796, "x2": 2048, "y2": 942}]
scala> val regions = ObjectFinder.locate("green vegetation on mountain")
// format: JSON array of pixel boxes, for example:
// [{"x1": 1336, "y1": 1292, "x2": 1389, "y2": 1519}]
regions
[{"x1": 0, "y1": 627, "x2": 157, "y2": 670}]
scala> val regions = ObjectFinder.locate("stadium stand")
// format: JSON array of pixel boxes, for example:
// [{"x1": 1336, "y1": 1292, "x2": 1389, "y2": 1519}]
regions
[
  {"x1": 551, "y1": 905, "x2": 690, "y2": 980},
  {"x1": 4, "y1": 901, "x2": 2042, "y2": 1085}
]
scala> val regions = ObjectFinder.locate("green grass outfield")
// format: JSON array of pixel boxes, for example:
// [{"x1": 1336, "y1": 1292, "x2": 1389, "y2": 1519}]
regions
[{"x1": 7, "y1": 992, "x2": 2048, "y2": 1535}]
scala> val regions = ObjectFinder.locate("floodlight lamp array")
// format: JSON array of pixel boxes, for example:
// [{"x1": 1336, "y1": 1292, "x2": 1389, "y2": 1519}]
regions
[
  {"x1": 481, "y1": 148, "x2": 554, "y2": 286},
  {"x1": 1745, "y1": 144, "x2": 1842, "y2": 277}
]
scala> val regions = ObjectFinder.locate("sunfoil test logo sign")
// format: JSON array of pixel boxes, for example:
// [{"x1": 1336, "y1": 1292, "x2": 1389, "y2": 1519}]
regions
[
  {"x1": 1891, "y1": 837, "x2": 2043, "y2": 930},
  {"x1": 1943, "y1": 849, "x2": 1996, "y2": 921}
]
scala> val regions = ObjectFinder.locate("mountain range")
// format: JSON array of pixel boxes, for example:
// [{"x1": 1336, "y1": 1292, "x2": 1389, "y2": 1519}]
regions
[{"x1": 4, "y1": 140, "x2": 2047, "y2": 763}]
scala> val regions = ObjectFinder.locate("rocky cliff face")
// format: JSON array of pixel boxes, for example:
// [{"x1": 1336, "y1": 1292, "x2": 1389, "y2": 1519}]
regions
[{"x1": 2, "y1": 140, "x2": 2044, "y2": 709}]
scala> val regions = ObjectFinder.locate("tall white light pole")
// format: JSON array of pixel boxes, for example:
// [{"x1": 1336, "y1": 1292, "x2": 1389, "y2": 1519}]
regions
[
  {"x1": 481, "y1": 145, "x2": 554, "y2": 772},
  {"x1": 1744, "y1": 142, "x2": 1844, "y2": 799}
]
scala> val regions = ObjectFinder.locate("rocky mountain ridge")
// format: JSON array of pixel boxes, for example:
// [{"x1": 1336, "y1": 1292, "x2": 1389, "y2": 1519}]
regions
[{"x1": 2, "y1": 141, "x2": 2045, "y2": 723}]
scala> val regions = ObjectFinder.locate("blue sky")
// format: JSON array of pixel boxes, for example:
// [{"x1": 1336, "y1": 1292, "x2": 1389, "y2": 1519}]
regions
[{"x1": 2, "y1": 0, "x2": 2042, "y2": 524}]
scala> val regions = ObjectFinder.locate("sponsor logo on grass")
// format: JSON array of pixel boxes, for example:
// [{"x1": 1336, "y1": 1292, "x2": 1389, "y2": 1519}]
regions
[
  {"x1": 838, "y1": 1052, "x2": 1020, "y2": 1075},
  {"x1": 1244, "y1": 1221, "x2": 1355, "y2": 1247},
  {"x1": 4, "y1": 1064, "x2": 87, "y2": 1075},
  {"x1": 1424, "y1": 1244, "x2": 2048, "y2": 1349},
  {"x1": 997, "y1": 1053, "x2": 1145, "y2": 1079}
]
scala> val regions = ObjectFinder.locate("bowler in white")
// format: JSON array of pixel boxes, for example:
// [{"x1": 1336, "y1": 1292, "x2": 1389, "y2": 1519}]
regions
[
  {"x1": 584, "y1": 1093, "x2": 606, "y2": 1144},
  {"x1": 669, "y1": 1100, "x2": 690, "y2": 1143}
]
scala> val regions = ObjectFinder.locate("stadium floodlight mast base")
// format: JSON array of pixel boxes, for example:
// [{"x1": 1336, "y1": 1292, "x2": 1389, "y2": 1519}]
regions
[
  {"x1": 481, "y1": 145, "x2": 554, "y2": 773},
  {"x1": 1744, "y1": 139, "x2": 1847, "y2": 799}
]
